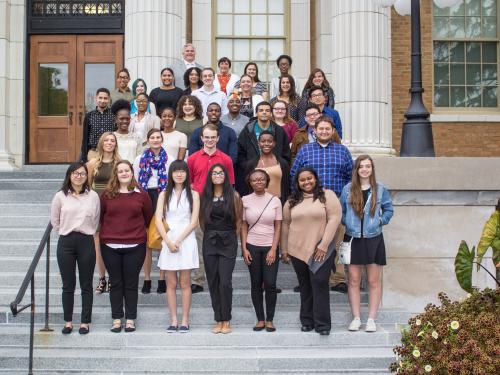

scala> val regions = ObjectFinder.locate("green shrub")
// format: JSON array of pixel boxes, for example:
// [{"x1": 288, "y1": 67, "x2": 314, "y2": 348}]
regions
[{"x1": 390, "y1": 289, "x2": 500, "y2": 374}]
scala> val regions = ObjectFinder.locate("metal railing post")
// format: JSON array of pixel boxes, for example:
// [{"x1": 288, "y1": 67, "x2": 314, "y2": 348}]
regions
[
  {"x1": 40, "y1": 233, "x2": 53, "y2": 332},
  {"x1": 28, "y1": 276, "x2": 35, "y2": 375}
]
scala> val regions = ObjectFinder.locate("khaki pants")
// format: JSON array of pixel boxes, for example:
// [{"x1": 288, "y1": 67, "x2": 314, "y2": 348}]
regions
[
  {"x1": 191, "y1": 226, "x2": 205, "y2": 286},
  {"x1": 329, "y1": 224, "x2": 347, "y2": 286}
]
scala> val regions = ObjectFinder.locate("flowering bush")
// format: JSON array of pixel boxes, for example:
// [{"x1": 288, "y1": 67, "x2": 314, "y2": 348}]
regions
[{"x1": 390, "y1": 289, "x2": 500, "y2": 374}]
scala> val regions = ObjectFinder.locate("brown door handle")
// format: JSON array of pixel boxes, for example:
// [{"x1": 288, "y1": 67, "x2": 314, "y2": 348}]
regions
[
  {"x1": 68, "y1": 111, "x2": 73, "y2": 126},
  {"x1": 78, "y1": 112, "x2": 83, "y2": 126}
]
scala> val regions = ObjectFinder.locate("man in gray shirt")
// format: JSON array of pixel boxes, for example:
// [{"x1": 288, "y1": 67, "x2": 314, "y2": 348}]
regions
[{"x1": 220, "y1": 95, "x2": 249, "y2": 137}]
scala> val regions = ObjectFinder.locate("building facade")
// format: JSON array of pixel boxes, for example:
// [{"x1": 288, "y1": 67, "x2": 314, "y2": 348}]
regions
[{"x1": 0, "y1": 0, "x2": 499, "y2": 170}]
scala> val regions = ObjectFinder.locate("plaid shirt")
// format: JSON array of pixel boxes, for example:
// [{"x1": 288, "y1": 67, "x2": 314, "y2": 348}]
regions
[{"x1": 290, "y1": 141, "x2": 353, "y2": 196}]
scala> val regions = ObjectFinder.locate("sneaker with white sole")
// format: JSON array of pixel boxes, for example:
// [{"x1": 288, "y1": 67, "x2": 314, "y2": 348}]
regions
[
  {"x1": 365, "y1": 318, "x2": 377, "y2": 332},
  {"x1": 348, "y1": 317, "x2": 361, "y2": 331}
]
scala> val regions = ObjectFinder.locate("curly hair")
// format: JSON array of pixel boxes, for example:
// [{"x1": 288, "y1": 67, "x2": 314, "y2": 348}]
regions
[
  {"x1": 104, "y1": 160, "x2": 140, "y2": 199},
  {"x1": 288, "y1": 167, "x2": 326, "y2": 209},
  {"x1": 176, "y1": 95, "x2": 203, "y2": 120}
]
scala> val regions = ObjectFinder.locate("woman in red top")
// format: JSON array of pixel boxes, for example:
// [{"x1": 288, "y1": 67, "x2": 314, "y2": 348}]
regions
[
  {"x1": 100, "y1": 160, "x2": 153, "y2": 333},
  {"x1": 213, "y1": 57, "x2": 240, "y2": 96}
]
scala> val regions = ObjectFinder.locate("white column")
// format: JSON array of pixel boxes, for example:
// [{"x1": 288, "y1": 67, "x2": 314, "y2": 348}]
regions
[
  {"x1": 125, "y1": 0, "x2": 183, "y2": 91},
  {"x1": 290, "y1": 0, "x2": 310, "y2": 87},
  {"x1": 331, "y1": 0, "x2": 394, "y2": 155},
  {"x1": 0, "y1": 0, "x2": 25, "y2": 170}
]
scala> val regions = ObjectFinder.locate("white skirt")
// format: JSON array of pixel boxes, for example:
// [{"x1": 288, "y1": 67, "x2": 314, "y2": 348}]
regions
[{"x1": 157, "y1": 220, "x2": 199, "y2": 271}]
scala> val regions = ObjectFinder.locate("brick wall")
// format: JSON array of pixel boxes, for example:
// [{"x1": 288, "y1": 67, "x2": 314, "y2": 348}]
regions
[{"x1": 391, "y1": 1, "x2": 500, "y2": 156}]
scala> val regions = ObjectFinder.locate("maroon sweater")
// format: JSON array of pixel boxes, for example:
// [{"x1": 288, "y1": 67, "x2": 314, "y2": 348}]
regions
[{"x1": 99, "y1": 189, "x2": 153, "y2": 244}]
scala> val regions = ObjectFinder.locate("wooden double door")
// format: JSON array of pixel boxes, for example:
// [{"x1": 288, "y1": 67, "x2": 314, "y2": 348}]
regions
[{"x1": 29, "y1": 35, "x2": 123, "y2": 163}]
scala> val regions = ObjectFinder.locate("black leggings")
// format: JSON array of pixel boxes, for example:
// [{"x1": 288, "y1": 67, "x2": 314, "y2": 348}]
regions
[
  {"x1": 57, "y1": 232, "x2": 96, "y2": 323},
  {"x1": 101, "y1": 243, "x2": 146, "y2": 320},
  {"x1": 246, "y1": 243, "x2": 279, "y2": 322}
]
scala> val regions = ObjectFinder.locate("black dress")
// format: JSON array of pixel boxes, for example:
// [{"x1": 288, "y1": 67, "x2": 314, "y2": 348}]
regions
[{"x1": 347, "y1": 188, "x2": 387, "y2": 266}]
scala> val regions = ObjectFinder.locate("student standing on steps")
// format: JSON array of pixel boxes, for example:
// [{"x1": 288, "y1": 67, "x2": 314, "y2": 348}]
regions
[
  {"x1": 200, "y1": 163, "x2": 242, "y2": 335},
  {"x1": 175, "y1": 95, "x2": 204, "y2": 148},
  {"x1": 87, "y1": 132, "x2": 121, "y2": 295},
  {"x1": 149, "y1": 68, "x2": 184, "y2": 115},
  {"x1": 156, "y1": 160, "x2": 200, "y2": 333},
  {"x1": 112, "y1": 100, "x2": 142, "y2": 164},
  {"x1": 281, "y1": 167, "x2": 341, "y2": 336},
  {"x1": 133, "y1": 128, "x2": 168, "y2": 294},
  {"x1": 241, "y1": 169, "x2": 282, "y2": 332},
  {"x1": 341, "y1": 155, "x2": 394, "y2": 333},
  {"x1": 51, "y1": 162, "x2": 100, "y2": 335},
  {"x1": 129, "y1": 92, "x2": 161, "y2": 147},
  {"x1": 100, "y1": 160, "x2": 153, "y2": 333}
]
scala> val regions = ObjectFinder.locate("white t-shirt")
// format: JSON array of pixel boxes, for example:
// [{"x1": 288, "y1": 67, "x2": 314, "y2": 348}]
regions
[{"x1": 162, "y1": 130, "x2": 188, "y2": 170}]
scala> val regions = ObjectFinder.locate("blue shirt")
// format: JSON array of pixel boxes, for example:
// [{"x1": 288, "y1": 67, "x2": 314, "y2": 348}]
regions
[
  {"x1": 188, "y1": 122, "x2": 238, "y2": 164},
  {"x1": 290, "y1": 141, "x2": 353, "y2": 196},
  {"x1": 299, "y1": 106, "x2": 343, "y2": 139}
]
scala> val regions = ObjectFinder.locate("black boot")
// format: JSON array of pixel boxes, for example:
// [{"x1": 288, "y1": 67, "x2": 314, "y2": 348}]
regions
[
  {"x1": 157, "y1": 280, "x2": 166, "y2": 294},
  {"x1": 141, "y1": 280, "x2": 151, "y2": 294}
]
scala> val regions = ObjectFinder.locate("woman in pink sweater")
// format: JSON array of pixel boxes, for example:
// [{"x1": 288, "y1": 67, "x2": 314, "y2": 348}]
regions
[{"x1": 281, "y1": 167, "x2": 341, "y2": 336}]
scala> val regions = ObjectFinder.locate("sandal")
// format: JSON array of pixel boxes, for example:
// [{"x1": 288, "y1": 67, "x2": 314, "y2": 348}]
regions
[
  {"x1": 110, "y1": 319, "x2": 122, "y2": 333},
  {"x1": 125, "y1": 320, "x2": 136, "y2": 332},
  {"x1": 95, "y1": 277, "x2": 107, "y2": 294}
]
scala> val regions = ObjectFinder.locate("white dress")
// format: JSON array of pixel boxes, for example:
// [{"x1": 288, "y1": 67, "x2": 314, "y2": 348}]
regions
[{"x1": 157, "y1": 189, "x2": 199, "y2": 271}]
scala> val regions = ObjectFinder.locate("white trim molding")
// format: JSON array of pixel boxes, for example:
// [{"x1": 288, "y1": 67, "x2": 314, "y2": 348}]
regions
[{"x1": 430, "y1": 114, "x2": 500, "y2": 123}]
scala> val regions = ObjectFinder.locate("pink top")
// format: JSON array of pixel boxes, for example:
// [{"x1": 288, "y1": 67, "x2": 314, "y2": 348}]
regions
[
  {"x1": 51, "y1": 190, "x2": 100, "y2": 236},
  {"x1": 282, "y1": 121, "x2": 298, "y2": 143},
  {"x1": 242, "y1": 192, "x2": 282, "y2": 247}
]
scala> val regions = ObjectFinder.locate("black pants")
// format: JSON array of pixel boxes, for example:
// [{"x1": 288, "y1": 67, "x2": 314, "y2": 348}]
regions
[
  {"x1": 203, "y1": 230, "x2": 237, "y2": 322},
  {"x1": 57, "y1": 232, "x2": 96, "y2": 323},
  {"x1": 247, "y1": 243, "x2": 279, "y2": 322},
  {"x1": 291, "y1": 254, "x2": 334, "y2": 332},
  {"x1": 101, "y1": 243, "x2": 146, "y2": 319}
]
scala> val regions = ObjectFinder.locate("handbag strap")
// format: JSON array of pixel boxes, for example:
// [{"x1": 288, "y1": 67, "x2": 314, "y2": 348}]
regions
[{"x1": 248, "y1": 196, "x2": 275, "y2": 232}]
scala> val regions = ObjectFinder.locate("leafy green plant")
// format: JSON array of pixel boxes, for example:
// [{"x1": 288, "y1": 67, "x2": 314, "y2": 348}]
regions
[
  {"x1": 476, "y1": 210, "x2": 500, "y2": 273},
  {"x1": 390, "y1": 290, "x2": 500, "y2": 374}
]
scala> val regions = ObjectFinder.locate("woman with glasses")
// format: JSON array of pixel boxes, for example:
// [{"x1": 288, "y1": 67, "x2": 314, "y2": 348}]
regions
[
  {"x1": 200, "y1": 164, "x2": 242, "y2": 334},
  {"x1": 271, "y1": 99, "x2": 298, "y2": 143},
  {"x1": 130, "y1": 78, "x2": 157, "y2": 116},
  {"x1": 51, "y1": 162, "x2": 100, "y2": 335},
  {"x1": 129, "y1": 93, "x2": 161, "y2": 146}
]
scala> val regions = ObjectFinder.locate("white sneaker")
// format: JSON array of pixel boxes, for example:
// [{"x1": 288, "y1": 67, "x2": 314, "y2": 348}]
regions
[
  {"x1": 348, "y1": 317, "x2": 361, "y2": 331},
  {"x1": 365, "y1": 318, "x2": 377, "y2": 332}
]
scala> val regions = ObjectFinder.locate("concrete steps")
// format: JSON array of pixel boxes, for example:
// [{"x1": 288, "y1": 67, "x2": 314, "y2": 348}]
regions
[{"x1": 0, "y1": 167, "x2": 403, "y2": 374}]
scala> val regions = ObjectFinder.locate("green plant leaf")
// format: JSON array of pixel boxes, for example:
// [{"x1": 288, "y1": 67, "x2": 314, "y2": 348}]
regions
[
  {"x1": 455, "y1": 240, "x2": 475, "y2": 293},
  {"x1": 476, "y1": 211, "x2": 499, "y2": 271}
]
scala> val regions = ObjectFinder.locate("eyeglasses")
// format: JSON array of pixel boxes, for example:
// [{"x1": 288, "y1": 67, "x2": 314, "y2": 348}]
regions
[
  {"x1": 305, "y1": 112, "x2": 320, "y2": 117},
  {"x1": 212, "y1": 171, "x2": 224, "y2": 177},
  {"x1": 310, "y1": 93, "x2": 324, "y2": 99},
  {"x1": 72, "y1": 172, "x2": 87, "y2": 178},
  {"x1": 118, "y1": 75, "x2": 129, "y2": 80},
  {"x1": 250, "y1": 178, "x2": 266, "y2": 183},
  {"x1": 273, "y1": 107, "x2": 286, "y2": 111},
  {"x1": 136, "y1": 99, "x2": 148, "y2": 103}
]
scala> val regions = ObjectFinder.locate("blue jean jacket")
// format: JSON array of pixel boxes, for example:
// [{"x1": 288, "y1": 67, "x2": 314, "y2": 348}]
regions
[{"x1": 340, "y1": 182, "x2": 394, "y2": 238}]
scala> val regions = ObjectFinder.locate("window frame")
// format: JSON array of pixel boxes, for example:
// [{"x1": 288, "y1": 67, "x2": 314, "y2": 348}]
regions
[
  {"x1": 432, "y1": 0, "x2": 500, "y2": 113},
  {"x1": 211, "y1": 0, "x2": 291, "y2": 84}
]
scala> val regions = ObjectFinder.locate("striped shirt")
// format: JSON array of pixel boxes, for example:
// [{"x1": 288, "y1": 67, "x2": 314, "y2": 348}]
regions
[{"x1": 290, "y1": 141, "x2": 353, "y2": 196}]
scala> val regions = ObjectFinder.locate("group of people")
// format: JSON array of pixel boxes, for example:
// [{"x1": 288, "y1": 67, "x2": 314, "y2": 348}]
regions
[{"x1": 51, "y1": 43, "x2": 394, "y2": 337}]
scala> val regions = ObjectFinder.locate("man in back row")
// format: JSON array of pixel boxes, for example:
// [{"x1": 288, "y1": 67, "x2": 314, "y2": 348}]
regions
[{"x1": 171, "y1": 43, "x2": 204, "y2": 89}]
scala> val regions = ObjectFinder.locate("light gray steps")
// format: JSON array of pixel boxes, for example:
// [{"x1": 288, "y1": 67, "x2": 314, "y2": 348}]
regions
[
  {"x1": 0, "y1": 288, "x2": 356, "y2": 307},
  {"x1": 0, "y1": 346, "x2": 395, "y2": 373},
  {"x1": 0, "y1": 180, "x2": 61, "y2": 190},
  {"x1": 0, "y1": 204, "x2": 50, "y2": 216},
  {"x1": 0, "y1": 325, "x2": 402, "y2": 348},
  {"x1": 0, "y1": 216, "x2": 52, "y2": 228},
  {"x1": 2, "y1": 306, "x2": 409, "y2": 326},
  {"x1": 0, "y1": 371, "x2": 391, "y2": 374},
  {"x1": 0, "y1": 191, "x2": 55, "y2": 203},
  {"x1": 0, "y1": 228, "x2": 55, "y2": 241}
]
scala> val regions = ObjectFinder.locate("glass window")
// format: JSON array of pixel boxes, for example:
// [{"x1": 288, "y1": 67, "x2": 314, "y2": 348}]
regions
[
  {"x1": 215, "y1": 0, "x2": 287, "y2": 89},
  {"x1": 85, "y1": 64, "x2": 115, "y2": 112},
  {"x1": 433, "y1": 0, "x2": 499, "y2": 108},
  {"x1": 38, "y1": 64, "x2": 68, "y2": 116}
]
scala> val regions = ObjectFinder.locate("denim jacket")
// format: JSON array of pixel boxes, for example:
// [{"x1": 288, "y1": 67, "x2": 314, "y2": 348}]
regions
[{"x1": 340, "y1": 182, "x2": 394, "y2": 238}]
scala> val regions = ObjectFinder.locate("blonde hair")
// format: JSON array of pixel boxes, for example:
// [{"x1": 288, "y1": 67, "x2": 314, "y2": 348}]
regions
[{"x1": 94, "y1": 132, "x2": 121, "y2": 177}]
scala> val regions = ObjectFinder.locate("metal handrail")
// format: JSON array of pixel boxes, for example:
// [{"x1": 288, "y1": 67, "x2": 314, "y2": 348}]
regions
[{"x1": 9, "y1": 221, "x2": 54, "y2": 375}]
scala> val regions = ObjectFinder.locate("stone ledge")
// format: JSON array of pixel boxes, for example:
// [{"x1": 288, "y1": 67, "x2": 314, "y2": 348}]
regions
[
  {"x1": 374, "y1": 157, "x2": 500, "y2": 190},
  {"x1": 392, "y1": 191, "x2": 500, "y2": 206},
  {"x1": 430, "y1": 113, "x2": 500, "y2": 123}
]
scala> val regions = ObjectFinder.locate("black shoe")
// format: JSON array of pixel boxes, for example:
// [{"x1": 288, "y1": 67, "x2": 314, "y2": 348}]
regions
[
  {"x1": 266, "y1": 326, "x2": 276, "y2": 332},
  {"x1": 330, "y1": 282, "x2": 348, "y2": 294},
  {"x1": 318, "y1": 330, "x2": 330, "y2": 336},
  {"x1": 61, "y1": 325, "x2": 73, "y2": 334},
  {"x1": 141, "y1": 280, "x2": 152, "y2": 294},
  {"x1": 301, "y1": 325, "x2": 314, "y2": 332},
  {"x1": 276, "y1": 287, "x2": 282, "y2": 294},
  {"x1": 293, "y1": 285, "x2": 300, "y2": 293},
  {"x1": 191, "y1": 284, "x2": 203, "y2": 294},
  {"x1": 253, "y1": 325, "x2": 266, "y2": 332},
  {"x1": 157, "y1": 280, "x2": 166, "y2": 294},
  {"x1": 78, "y1": 325, "x2": 90, "y2": 335}
]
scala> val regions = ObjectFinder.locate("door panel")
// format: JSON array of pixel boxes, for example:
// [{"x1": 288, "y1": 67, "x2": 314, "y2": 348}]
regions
[{"x1": 29, "y1": 34, "x2": 123, "y2": 163}]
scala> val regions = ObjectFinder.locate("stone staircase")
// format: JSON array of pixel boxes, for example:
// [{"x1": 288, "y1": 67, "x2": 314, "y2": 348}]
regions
[{"x1": 0, "y1": 166, "x2": 408, "y2": 374}]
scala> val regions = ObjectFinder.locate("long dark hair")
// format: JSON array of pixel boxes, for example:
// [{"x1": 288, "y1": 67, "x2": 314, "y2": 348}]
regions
[
  {"x1": 183, "y1": 67, "x2": 203, "y2": 89},
  {"x1": 279, "y1": 74, "x2": 298, "y2": 105},
  {"x1": 61, "y1": 162, "x2": 90, "y2": 195},
  {"x1": 164, "y1": 160, "x2": 193, "y2": 212},
  {"x1": 288, "y1": 167, "x2": 326, "y2": 209},
  {"x1": 200, "y1": 164, "x2": 235, "y2": 227},
  {"x1": 244, "y1": 62, "x2": 261, "y2": 83},
  {"x1": 350, "y1": 155, "x2": 377, "y2": 218}
]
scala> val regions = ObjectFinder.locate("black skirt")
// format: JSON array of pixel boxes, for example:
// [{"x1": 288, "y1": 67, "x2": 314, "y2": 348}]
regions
[{"x1": 350, "y1": 233, "x2": 386, "y2": 266}]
